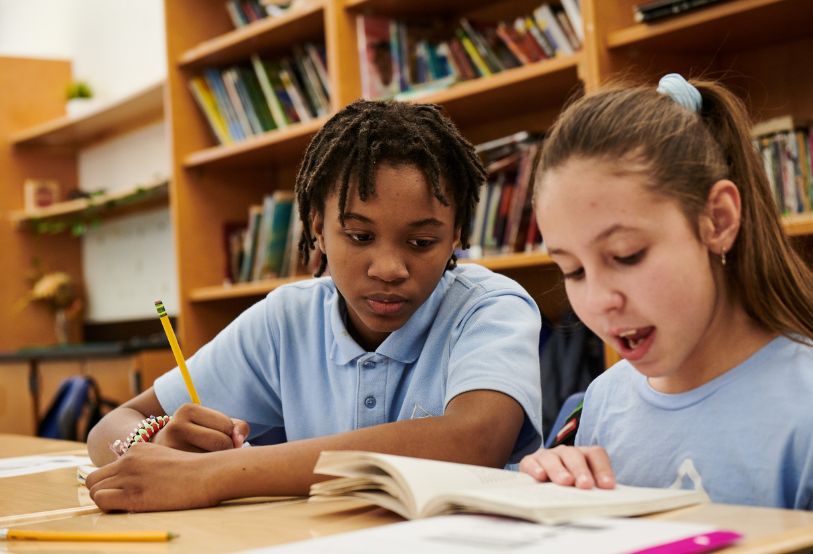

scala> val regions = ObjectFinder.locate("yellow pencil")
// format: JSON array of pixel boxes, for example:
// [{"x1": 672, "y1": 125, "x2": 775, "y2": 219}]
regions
[
  {"x1": 0, "y1": 528, "x2": 177, "y2": 542},
  {"x1": 155, "y1": 300, "x2": 200, "y2": 404}
]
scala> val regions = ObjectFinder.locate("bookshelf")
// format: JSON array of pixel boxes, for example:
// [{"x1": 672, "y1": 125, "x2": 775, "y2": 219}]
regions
[
  {"x1": 0, "y1": 58, "x2": 168, "y2": 350},
  {"x1": 162, "y1": 0, "x2": 813, "y2": 367}
]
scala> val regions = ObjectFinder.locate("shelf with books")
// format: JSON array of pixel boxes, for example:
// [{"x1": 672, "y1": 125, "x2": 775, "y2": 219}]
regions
[
  {"x1": 178, "y1": 1, "x2": 325, "y2": 69},
  {"x1": 183, "y1": 115, "x2": 327, "y2": 169},
  {"x1": 9, "y1": 178, "x2": 169, "y2": 233},
  {"x1": 10, "y1": 80, "x2": 164, "y2": 149},
  {"x1": 188, "y1": 250, "x2": 555, "y2": 303},
  {"x1": 605, "y1": 0, "x2": 811, "y2": 52}
]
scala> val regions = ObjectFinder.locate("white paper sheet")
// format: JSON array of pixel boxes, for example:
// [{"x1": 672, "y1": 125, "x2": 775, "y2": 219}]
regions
[
  {"x1": 235, "y1": 514, "x2": 727, "y2": 554},
  {"x1": 0, "y1": 455, "x2": 92, "y2": 478}
]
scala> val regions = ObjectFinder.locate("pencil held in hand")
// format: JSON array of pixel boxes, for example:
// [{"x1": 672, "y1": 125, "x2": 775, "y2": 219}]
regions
[{"x1": 155, "y1": 300, "x2": 200, "y2": 404}]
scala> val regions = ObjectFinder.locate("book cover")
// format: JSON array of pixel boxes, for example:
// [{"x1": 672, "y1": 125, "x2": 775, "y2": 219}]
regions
[
  {"x1": 459, "y1": 18, "x2": 504, "y2": 74},
  {"x1": 221, "y1": 67, "x2": 256, "y2": 138},
  {"x1": 311, "y1": 451, "x2": 710, "y2": 524},
  {"x1": 203, "y1": 68, "x2": 246, "y2": 141},
  {"x1": 456, "y1": 27, "x2": 491, "y2": 77},
  {"x1": 304, "y1": 42, "x2": 331, "y2": 99},
  {"x1": 534, "y1": 4, "x2": 574, "y2": 56},
  {"x1": 238, "y1": 65, "x2": 277, "y2": 132},
  {"x1": 257, "y1": 191, "x2": 295, "y2": 279},
  {"x1": 278, "y1": 59, "x2": 314, "y2": 122},
  {"x1": 250, "y1": 54, "x2": 289, "y2": 128},
  {"x1": 356, "y1": 14, "x2": 398, "y2": 98},
  {"x1": 188, "y1": 76, "x2": 232, "y2": 144},
  {"x1": 561, "y1": 0, "x2": 584, "y2": 42}
]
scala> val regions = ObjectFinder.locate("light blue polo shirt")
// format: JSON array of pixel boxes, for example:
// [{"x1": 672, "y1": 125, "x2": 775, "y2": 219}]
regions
[
  {"x1": 576, "y1": 335, "x2": 813, "y2": 509},
  {"x1": 154, "y1": 263, "x2": 543, "y2": 462}
]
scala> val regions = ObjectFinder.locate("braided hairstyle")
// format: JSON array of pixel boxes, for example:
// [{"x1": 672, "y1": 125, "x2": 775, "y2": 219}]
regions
[{"x1": 295, "y1": 100, "x2": 486, "y2": 277}]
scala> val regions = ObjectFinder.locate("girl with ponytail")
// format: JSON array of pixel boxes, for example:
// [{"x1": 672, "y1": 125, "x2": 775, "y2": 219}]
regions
[{"x1": 520, "y1": 75, "x2": 813, "y2": 509}]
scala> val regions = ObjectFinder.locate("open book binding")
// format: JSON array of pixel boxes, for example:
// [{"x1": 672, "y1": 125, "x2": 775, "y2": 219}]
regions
[{"x1": 311, "y1": 451, "x2": 709, "y2": 524}]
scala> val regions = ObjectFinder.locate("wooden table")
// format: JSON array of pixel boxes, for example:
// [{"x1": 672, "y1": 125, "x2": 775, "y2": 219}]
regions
[{"x1": 2, "y1": 434, "x2": 813, "y2": 553}]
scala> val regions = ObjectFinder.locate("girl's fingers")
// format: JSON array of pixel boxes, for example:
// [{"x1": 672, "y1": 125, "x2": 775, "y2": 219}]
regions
[
  {"x1": 535, "y1": 448, "x2": 576, "y2": 486},
  {"x1": 519, "y1": 454, "x2": 549, "y2": 482},
  {"x1": 554, "y1": 446, "x2": 594, "y2": 488},
  {"x1": 584, "y1": 447, "x2": 616, "y2": 488}
]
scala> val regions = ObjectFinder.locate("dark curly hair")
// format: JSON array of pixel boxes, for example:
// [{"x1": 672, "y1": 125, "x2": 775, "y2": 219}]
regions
[{"x1": 295, "y1": 99, "x2": 487, "y2": 277}]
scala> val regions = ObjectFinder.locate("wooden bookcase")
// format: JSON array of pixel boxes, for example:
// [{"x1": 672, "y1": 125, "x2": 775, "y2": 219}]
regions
[
  {"x1": 0, "y1": 64, "x2": 167, "y2": 350},
  {"x1": 164, "y1": 0, "x2": 813, "y2": 364}
]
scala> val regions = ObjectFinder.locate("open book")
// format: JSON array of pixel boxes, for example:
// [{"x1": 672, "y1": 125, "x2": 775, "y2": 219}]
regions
[{"x1": 311, "y1": 451, "x2": 709, "y2": 524}]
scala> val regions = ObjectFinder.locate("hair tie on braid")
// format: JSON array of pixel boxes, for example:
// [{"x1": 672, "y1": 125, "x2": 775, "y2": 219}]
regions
[{"x1": 657, "y1": 73, "x2": 702, "y2": 113}]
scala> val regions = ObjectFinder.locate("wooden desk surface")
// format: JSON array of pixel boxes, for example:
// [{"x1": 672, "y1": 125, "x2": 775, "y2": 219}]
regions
[{"x1": 2, "y1": 434, "x2": 813, "y2": 553}]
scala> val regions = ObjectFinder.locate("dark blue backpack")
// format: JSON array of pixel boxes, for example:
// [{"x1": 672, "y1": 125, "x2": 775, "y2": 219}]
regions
[{"x1": 38, "y1": 376, "x2": 117, "y2": 441}]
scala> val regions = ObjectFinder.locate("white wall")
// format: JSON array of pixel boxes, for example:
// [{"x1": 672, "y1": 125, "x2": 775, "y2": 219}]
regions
[{"x1": 0, "y1": 0, "x2": 179, "y2": 322}]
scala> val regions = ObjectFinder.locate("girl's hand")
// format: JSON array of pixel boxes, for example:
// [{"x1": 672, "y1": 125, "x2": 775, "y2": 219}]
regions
[
  {"x1": 87, "y1": 442, "x2": 220, "y2": 512},
  {"x1": 152, "y1": 403, "x2": 250, "y2": 452},
  {"x1": 519, "y1": 445, "x2": 616, "y2": 489}
]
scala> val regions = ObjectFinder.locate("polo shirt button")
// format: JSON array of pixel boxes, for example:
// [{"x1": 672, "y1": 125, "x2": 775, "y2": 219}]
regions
[
  {"x1": 364, "y1": 395, "x2": 377, "y2": 409},
  {"x1": 362, "y1": 360, "x2": 376, "y2": 369}
]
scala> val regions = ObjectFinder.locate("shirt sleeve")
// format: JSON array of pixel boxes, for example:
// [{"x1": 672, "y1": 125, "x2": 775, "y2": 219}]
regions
[
  {"x1": 153, "y1": 295, "x2": 284, "y2": 440},
  {"x1": 444, "y1": 290, "x2": 543, "y2": 463}
]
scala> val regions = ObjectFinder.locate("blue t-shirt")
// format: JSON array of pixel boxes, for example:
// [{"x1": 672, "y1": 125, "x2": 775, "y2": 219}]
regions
[
  {"x1": 155, "y1": 264, "x2": 543, "y2": 462},
  {"x1": 576, "y1": 335, "x2": 813, "y2": 509}
]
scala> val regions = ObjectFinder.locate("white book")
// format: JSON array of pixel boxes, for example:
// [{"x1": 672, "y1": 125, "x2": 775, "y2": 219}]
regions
[
  {"x1": 310, "y1": 451, "x2": 709, "y2": 524},
  {"x1": 534, "y1": 4, "x2": 574, "y2": 56},
  {"x1": 561, "y1": 0, "x2": 584, "y2": 42}
]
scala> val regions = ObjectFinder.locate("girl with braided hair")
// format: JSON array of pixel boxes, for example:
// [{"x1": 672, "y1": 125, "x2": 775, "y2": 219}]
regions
[
  {"x1": 520, "y1": 75, "x2": 813, "y2": 510},
  {"x1": 87, "y1": 100, "x2": 543, "y2": 512}
]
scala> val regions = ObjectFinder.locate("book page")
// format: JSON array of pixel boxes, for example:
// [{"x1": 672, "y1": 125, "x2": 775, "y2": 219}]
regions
[
  {"x1": 235, "y1": 514, "x2": 736, "y2": 554},
  {"x1": 312, "y1": 452, "x2": 534, "y2": 518},
  {"x1": 436, "y1": 482, "x2": 709, "y2": 524}
]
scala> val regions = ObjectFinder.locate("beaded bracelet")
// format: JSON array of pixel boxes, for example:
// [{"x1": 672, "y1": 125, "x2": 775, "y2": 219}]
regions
[{"x1": 109, "y1": 415, "x2": 171, "y2": 457}]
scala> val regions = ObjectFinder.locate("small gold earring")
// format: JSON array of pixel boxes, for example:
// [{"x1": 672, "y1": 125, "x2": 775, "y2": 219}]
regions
[{"x1": 721, "y1": 248, "x2": 727, "y2": 266}]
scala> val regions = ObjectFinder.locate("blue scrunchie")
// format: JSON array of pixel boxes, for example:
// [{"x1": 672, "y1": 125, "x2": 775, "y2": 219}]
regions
[{"x1": 657, "y1": 73, "x2": 701, "y2": 113}]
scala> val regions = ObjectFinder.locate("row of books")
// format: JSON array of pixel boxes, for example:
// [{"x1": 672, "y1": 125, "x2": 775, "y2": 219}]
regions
[
  {"x1": 189, "y1": 43, "x2": 330, "y2": 145},
  {"x1": 224, "y1": 190, "x2": 300, "y2": 284},
  {"x1": 752, "y1": 116, "x2": 813, "y2": 216},
  {"x1": 225, "y1": 0, "x2": 311, "y2": 29},
  {"x1": 357, "y1": 1, "x2": 583, "y2": 101},
  {"x1": 462, "y1": 132, "x2": 546, "y2": 260}
]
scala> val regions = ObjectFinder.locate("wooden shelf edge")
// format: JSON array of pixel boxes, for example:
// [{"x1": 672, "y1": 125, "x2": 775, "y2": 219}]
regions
[
  {"x1": 189, "y1": 251, "x2": 554, "y2": 302},
  {"x1": 189, "y1": 274, "x2": 309, "y2": 302},
  {"x1": 414, "y1": 54, "x2": 581, "y2": 105},
  {"x1": 462, "y1": 250, "x2": 553, "y2": 271},
  {"x1": 10, "y1": 179, "x2": 170, "y2": 228},
  {"x1": 10, "y1": 81, "x2": 165, "y2": 148},
  {"x1": 783, "y1": 212, "x2": 813, "y2": 237},
  {"x1": 183, "y1": 116, "x2": 328, "y2": 169},
  {"x1": 177, "y1": 0, "x2": 325, "y2": 68},
  {"x1": 606, "y1": 0, "x2": 788, "y2": 49}
]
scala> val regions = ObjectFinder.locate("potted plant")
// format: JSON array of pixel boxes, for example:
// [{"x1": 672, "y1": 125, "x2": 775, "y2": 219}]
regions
[{"x1": 66, "y1": 80, "x2": 98, "y2": 117}]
